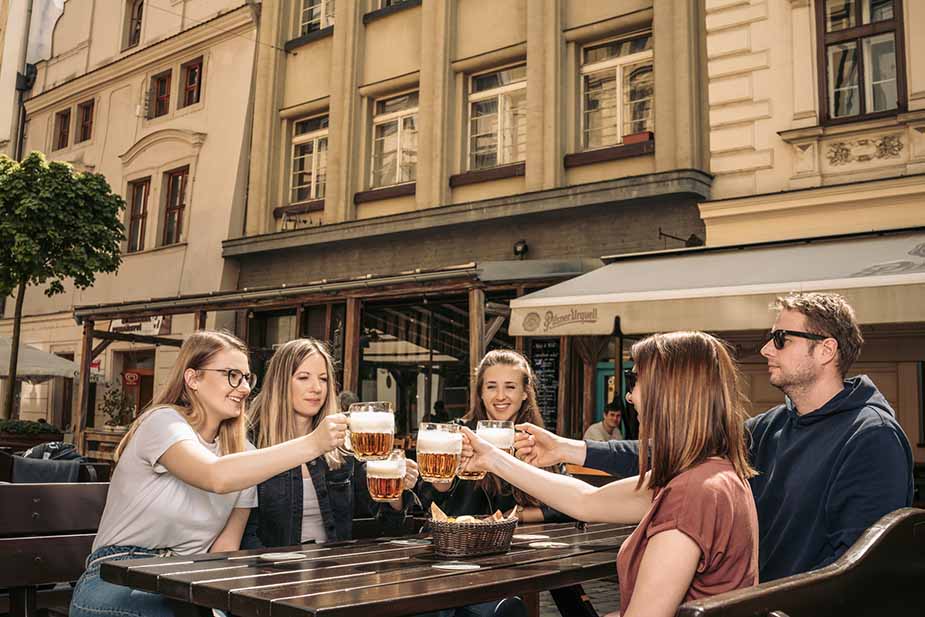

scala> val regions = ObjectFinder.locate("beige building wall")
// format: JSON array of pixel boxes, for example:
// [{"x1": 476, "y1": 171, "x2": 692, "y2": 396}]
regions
[
  {"x1": 702, "y1": 0, "x2": 925, "y2": 245},
  {"x1": 0, "y1": 0, "x2": 24, "y2": 156},
  {"x1": 0, "y1": 1, "x2": 257, "y2": 427},
  {"x1": 244, "y1": 0, "x2": 709, "y2": 237}
]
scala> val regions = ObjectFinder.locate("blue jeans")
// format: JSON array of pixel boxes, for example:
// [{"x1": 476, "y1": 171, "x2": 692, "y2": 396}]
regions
[{"x1": 69, "y1": 545, "x2": 176, "y2": 617}]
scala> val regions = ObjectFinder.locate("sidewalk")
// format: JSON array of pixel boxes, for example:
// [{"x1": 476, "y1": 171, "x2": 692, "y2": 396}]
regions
[{"x1": 538, "y1": 576, "x2": 619, "y2": 617}]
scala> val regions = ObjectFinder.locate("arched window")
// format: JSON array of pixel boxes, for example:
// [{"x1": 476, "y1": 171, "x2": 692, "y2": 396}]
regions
[{"x1": 126, "y1": 0, "x2": 144, "y2": 48}]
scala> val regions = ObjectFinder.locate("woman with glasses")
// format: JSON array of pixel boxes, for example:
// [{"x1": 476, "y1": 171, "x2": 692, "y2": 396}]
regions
[
  {"x1": 242, "y1": 338, "x2": 418, "y2": 550},
  {"x1": 459, "y1": 332, "x2": 759, "y2": 617},
  {"x1": 70, "y1": 331, "x2": 348, "y2": 617}
]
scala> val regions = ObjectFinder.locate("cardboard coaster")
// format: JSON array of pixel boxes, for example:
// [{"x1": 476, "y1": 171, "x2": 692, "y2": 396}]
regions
[
  {"x1": 512, "y1": 534, "x2": 550, "y2": 541},
  {"x1": 432, "y1": 562, "x2": 482, "y2": 571},
  {"x1": 389, "y1": 538, "x2": 432, "y2": 546},
  {"x1": 528, "y1": 541, "x2": 569, "y2": 549},
  {"x1": 257, "y1": 552, "x2": 306, "y2": 562}
]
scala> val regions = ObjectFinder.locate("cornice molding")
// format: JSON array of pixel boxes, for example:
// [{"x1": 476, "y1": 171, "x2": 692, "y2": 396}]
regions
[
  {"x1": 119, "y1": 129, "x2": 207, "y2": 166},
  {"x1": 25, "y1": 5, "x2": 255, "y2": 116}
]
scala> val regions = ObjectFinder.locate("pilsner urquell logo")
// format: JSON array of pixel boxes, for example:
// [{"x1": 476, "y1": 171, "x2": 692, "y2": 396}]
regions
[{"x1": 543, "y1": 308, "x2": 598, "y2": 332}]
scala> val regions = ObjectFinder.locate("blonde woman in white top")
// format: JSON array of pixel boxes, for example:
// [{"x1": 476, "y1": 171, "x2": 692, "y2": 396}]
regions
[{"x1": 70, "y1": 331, "x2": 347, "y2": 617}]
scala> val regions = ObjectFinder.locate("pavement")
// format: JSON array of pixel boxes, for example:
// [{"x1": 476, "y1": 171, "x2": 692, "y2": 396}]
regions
[{"x1": 537, "y1": 576, "x2": 620, "y2": 617}]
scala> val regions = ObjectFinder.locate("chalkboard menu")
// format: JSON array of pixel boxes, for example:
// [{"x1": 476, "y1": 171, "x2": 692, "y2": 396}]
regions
[{"x1": 530, "y1": 339, "x2": 560, "y2": 431}]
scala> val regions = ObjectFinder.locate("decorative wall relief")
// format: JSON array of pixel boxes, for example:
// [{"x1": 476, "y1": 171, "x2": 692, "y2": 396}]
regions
[{"x1": 825, "y1": 134, "x2": 904, "y2": 167}]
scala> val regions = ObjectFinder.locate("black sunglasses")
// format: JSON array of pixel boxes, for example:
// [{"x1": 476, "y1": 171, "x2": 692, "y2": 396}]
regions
[
  {"x1": 767, "y1": 329, "x2": 828, "y2": 350},
  {"x1": 623, "y1": 368, "x2": 637, "y2": 392},
  {"x1": 199, "y1": 368, "x2": 257, "y2": 389}
]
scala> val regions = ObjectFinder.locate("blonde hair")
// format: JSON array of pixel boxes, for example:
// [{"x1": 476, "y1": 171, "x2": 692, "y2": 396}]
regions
[
  {"x1": 115, "y1": 330, "x2": 250, "y2": 461},
  {"x1": 631, "y1": 331, "x2": 756, "y2": 490},
  {"x1": 248, "y1": 338, "x2": 344, "y2": 469},
  {"x1": 466, "y1": 348, "x2": 549, "y2": 504}
]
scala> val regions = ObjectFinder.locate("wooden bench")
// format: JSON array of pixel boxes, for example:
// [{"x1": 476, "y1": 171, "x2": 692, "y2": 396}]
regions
[
  {"x1": 0, "y1": 482, "x2": 109, "y2": 617},
  {"x1": 676, "y1": 507, "x2": 925, "y2": 617}
]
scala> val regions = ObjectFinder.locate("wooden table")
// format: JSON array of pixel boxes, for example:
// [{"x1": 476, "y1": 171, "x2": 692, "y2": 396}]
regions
[{"x1": 100, "y1": 522, "x2": 634, "y2": 617}]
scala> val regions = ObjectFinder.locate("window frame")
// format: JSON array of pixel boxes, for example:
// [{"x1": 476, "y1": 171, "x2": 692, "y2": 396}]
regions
[
  {"x1": 467, "y1": 63, "x2": 528, "y2": 171},
  {"x1": 53, "y1": 108, "x2": 71, "y2": 151},
  {"x1": 289, "y1": 114, "x2": 329, "y2": 205},
  {"x1": 162, "y1": 166, "x2": 189, "y2": 246},
  {"x1": 124, "y1": 0, "x2": 144, "y2": 50},
  {"x1": 126, "y1": 177, "x2": 150, "y2": 253},
  {"x1": 179, "y1": 57, "x2": 203, "y2": 109},
  {"x1": 299, "y1": 0, "x2": 335, "y2": 37},
  {"x1": 76, "y1": 99, "x2": 94, "y2": 143},
  {"x1": 815, "y1": 0, "x2": 907, "y2": 125},
  {"x1": 370, "y1": 90, "x2": 419, "y2": 189},
  {"x1": 579, "y1": 33, "x2": 654, "y2": 152},
  {"x1": 150, "y1": 70, "x2": 172, "y2": 119}
]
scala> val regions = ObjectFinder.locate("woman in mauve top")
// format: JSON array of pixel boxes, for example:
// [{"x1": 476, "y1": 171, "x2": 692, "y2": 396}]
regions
[{"x1": 461, "y1": 331, "x2": 759, "y2": 617}]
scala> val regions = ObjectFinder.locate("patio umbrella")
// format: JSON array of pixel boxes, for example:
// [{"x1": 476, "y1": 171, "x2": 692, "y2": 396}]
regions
[{"x1": 0, "y1": 336, "x2": 83, "y2": 384}]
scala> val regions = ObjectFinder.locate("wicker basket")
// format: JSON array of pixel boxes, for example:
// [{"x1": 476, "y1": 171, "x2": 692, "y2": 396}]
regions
[{"x1": 430, "y1": 517, "x2": 518, "y2": 558}]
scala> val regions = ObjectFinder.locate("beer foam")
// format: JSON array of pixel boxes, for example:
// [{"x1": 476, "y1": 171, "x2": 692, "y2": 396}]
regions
[
  {"x1": 366, "y1": 459, "x2": 406, "y2": 478},
  {"x1": 416, "y1": 429, "x2": 463, "y2": 454},
  {"x1": 349, "y1": 411, "x2": 395, "y2": 433},
  {"x1": 478, "y1": 427, "x2": 515, "y2": 449}
]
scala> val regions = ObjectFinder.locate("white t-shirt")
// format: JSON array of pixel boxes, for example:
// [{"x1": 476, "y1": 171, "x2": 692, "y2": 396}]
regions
[
  {"x1": 582, "y1": 421, "x2": 624, "y2": 442},
  {"x1": 92, "y1": 407, "x2": 258, "y2": 556},
  {"x1": 300, "y1": 478, "x2": 327, "y2": 543}
]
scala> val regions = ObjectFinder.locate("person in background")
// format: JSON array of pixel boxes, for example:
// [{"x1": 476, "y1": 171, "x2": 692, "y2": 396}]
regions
[
  {"x1": 338, "y1": 389, "x2": 358, "y2": 412},
  {"x1": 582, "y1": 401, "x2": 623, "y2": 441},
  {"x1": 242, "y1": 339, "x2": 418, "y2": 549},
  {"x1": 70, "y1": 331, "x2": 348, "y2": 617},
  {"x1": 515, "y1": 292, "x2": 914, "y2": 582},
  {"x1": 462, "y1": 332, "x2": 759, "y2": 617}
]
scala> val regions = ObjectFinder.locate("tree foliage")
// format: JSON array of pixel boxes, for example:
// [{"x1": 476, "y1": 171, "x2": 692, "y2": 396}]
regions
[{"x1": 0, "y1": 152, "x2": 125, "y2": 419}]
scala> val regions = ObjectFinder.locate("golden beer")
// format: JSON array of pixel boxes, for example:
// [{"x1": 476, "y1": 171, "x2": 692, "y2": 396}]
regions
[
  {"x1": 416, "y1": 423, "x2": 462, "y2": 483},
  {"x1": 459, "y1": 421, "x2": 515, "y2": 481},
  {"x1": 366, "y1": 451, "x2": 406, "y2": 502},
  {"x1": 418, "y1": 451, "x2": 462, "y2": 482},
  {"x1": 351, "y1": 432, "x2": 394, "y2": 459}
]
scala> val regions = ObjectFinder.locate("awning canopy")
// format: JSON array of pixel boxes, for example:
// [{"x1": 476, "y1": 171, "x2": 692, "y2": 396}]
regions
[
  {"x1": 510, "y1": 230, "x2": 925, "y2": 336},
  {"x1": 0, "y1": 337, "x2": 82, "y2": 383}
]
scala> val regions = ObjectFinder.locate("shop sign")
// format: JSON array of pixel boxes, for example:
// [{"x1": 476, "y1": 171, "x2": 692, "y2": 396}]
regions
[
  {"x1": 521, "y1": 307, "x2": 600, "y2": 334},
  {"x1": 122, "y1": 371, "x2": 141, "y2": 386},
  {"x1": 109, "y1": 315, "x2": 172, "y2": 336}
]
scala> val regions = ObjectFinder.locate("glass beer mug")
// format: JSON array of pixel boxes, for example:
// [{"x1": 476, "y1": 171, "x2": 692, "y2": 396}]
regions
[
  {"x1": 458, "y1": 420, "x2": 515, "y2": 481},
  {"x1": 339, "y1": 401, "x2": 395, "y2": 461},
  {"x1": 365, "y1": 450, "x2": 406, "y2": 502},
  {"x1": 416, "y1": 423, "x2": 462, "y2": 483}
]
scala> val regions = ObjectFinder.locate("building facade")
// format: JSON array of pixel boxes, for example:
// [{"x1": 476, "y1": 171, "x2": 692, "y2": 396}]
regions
[{"x1": 0, "y1": 0, "x2": 258, "y2": 432}]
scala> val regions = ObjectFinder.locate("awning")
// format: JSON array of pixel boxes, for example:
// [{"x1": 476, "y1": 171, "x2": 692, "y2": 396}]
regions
[
  {"x1": 509, "y1": 230, "x2": 925, "y2": 336},
  {"x1": 0, "y1": 337, "x2": 84, "y2": 383}
]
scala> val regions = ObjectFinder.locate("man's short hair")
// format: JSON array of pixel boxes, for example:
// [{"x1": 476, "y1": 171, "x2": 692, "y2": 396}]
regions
[{"x1": 773, "y1": 292, "x2": 863, "y2": 376}]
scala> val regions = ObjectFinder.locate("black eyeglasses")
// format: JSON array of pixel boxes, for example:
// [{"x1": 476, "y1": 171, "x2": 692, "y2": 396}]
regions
[
  {"x1": 199, "y1": 368, "x2": 257, "y2": 389},
  {"x1": 623, "y1": 368, "x2": 637, "y2": 392},
  {"x1": 767, "y1": 329, "x2": 828, "y2": 350}
]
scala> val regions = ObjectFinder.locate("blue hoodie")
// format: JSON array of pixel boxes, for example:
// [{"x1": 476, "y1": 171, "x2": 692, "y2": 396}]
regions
[{"x1": 584, "y1": 375, "x2": 914, "y2": 581}]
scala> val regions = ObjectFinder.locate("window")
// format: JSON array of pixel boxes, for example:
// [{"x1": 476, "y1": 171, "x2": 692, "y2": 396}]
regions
[
  {"x1": 149, "y1": 70, "x2": 171, "y2": 118},
  {"x1": 53, "y1": 109, "x2": 70, "y2": 150},
  {"x1": 180, "y1": 57, "x2": 203, "y2": 108},
  {"x1": 76, "y1": 100, "x2": 94, "y2": 143},
  {"x1": 127, "y1": 178, "x2": 150, "y2": 253},
  {"x1": 468, "y1": 65, "x2": 527, "y2": 170},
  {"x1": 371, "y1": 92, "x2": 418, "y2": 188},
  {"x1": 819, "y1": 0, "x2": 905, "y2": 122},
  {"x1": 126, "y1": 0, "x2": 144, "y2": 49},
  {"x1": 381, "y1": 0, "x2": 411, "y2": 7},
  {"x1": 162, "y1": 167, "x2": 188, "y2": 246},
  {"x1": 290, "y1": 115, "x2": 328, "y2": 203},
  {"x1": 580, "y1": 34, "x2": 654, "y2": 150},
  {"x1": 300, "y1": 0, "x2": 335, "y2": 36}
]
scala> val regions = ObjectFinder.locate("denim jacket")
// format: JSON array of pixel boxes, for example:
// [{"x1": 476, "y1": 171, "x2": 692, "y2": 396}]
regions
[{"x1": 241, "y1": 455, "x2": 412, "y2": 549}]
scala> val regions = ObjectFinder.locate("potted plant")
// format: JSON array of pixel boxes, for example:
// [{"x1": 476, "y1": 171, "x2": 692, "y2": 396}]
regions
[
  {"x1": 0, "y1": 418, "x2": 64, "y2": 450},
  {"x1": 99, "y1": 386, "x2": 136, "y2": 429},
  {"x1": 623, "y1": 130, "x2": 654, "y2": 145}
]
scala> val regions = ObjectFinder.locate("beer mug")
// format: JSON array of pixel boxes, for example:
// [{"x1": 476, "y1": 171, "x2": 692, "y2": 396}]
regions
[
  {"x1": 416, "y1": 423, "x2": 462, "y2": 483},
  {"x1": 365, "y1": 450, "x2": 406, "y2": 503},
  {"x1": 339, "y1": 401, "x2": 395, "y2": 461},
  {"x1": 459, "y1": 420, "x2": 515, "y2": 481}
]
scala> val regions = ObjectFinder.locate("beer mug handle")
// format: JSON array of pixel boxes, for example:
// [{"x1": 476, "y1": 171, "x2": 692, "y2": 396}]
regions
[{"x1": 336, "y1": 410, "x2": 355, "y2": 457}]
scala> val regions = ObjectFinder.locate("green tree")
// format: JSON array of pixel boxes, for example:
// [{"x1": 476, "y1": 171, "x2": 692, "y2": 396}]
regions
[{"x1": 0, "y1": 152, "x2": 125, "y2": 419}]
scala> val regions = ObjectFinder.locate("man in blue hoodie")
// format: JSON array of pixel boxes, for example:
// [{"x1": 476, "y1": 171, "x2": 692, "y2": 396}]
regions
[{"x1": 514, "y1": 292, "x2": 914, "y2": 581}]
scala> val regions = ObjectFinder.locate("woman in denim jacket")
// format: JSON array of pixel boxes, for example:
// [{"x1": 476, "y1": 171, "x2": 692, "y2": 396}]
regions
[{"x1": 242, "y1": 339, "x2": 418, "y2": 548}]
